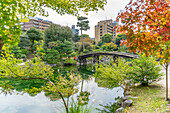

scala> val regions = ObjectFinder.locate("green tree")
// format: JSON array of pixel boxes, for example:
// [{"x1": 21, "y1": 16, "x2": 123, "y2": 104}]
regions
[
  {"x1": 26, "y1": 28, "x2": 43, "y2": 52},
  {"x1": 43, "y1": 49, "x2": 60, "y2": 64},
  {"x1": 12, "y1": 47, "x2": 26, "y2": 59},
  {"x1": 72, "y1": 35, "x2": 80, "y2": 42},
  {"x1": 78, "y1": 42, "x2": 93, "y2": 54},
  {"x1": 130, "y1": 54, "x2": 163, "y2": 86},
  {"x1": 0, "y1": 52, "x2": 80, "y2": 113},
  {"x1": 18, "y1": 34, "x2": 32, "y2": 49},
  {"x1": 104, "y1": 42, "x2": 118, "y2": 51},
  {"x1": 44, "y1": 24, "x2": 73, "y2": 46},
  {"x1": 95, "y1": 58, "x2": 133, "y2": 94},
  {"x1": 77, "y1": 16, "x2": 90, "y2": 51},
  {"x1": 49, "y1": 40, "x2": 73, "y2": 60},
  {"x1": 115, "y1": 33, "x2": 127, "y2": 47},
  {"x1": 0, "y1": 0, "x2": 106, "y2": 51},
  {"x1": 101, "y1": 34, "x2": 112, "y2": 43}
]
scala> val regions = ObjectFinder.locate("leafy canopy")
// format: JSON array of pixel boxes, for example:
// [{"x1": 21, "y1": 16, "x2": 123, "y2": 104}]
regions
[
  {"x1": 116, "y1": 0, "x2": 169, "y2": 64},
  {"x1": 0, "y1": 0, "x2": 106, "y2": 49},
  {"x1": 44, "y1": 24, "x2": 73, "y2": 46},
  {"x1": 101, "y1": 34, "x2": 112, "y2": 43}
]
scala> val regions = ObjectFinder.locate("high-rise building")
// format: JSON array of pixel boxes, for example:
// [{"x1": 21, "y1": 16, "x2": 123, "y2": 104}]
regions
[
  {"x1": 72, "y1": 25, "x2": 79, "y2": 36},
  {"x1": 95, "y1": 19, "x2": 118, "y2": 43},
  {"x1": 20, "y1": 17, "x2": 53, "y2": 33}
]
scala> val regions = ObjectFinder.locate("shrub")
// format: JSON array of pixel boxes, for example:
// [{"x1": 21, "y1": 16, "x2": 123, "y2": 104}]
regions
[
  {"x1": 21, "y1": 49, "x2": 29, "y2": 55},
  {"x1": 95, "y1": 58, "x2": 133, "y2": 94},
  {"x1": 43, "y1": 49, "x2": 60, "y2": 64},
  {"x1": 130, "y1": 54, "x2": 164, "y2": 86}
]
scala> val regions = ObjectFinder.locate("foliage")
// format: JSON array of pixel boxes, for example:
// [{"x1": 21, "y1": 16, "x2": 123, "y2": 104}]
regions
[
  {"x1": 101, "y1": 45, "x2": 107, "y2": 51},
  {"x1": 55, "y1": 40, "x2": 74, "y2": 59},
  {"x1": 18, "y1": 34, "x2": 32, "y2": 49},
  {"x1": 82, "y1": 34, "x2": 90, "y2": 38},
  {"x1": 96, "y1": 102, "x2": 121, "y2": 113},
  {"x1": 95, "y1": 58, "x2": 133, "y2": 94},
  {"x1": 97, "y1": 40, "x2": 104, "y2": 47},
  {"x1": 69, "y1": 99, "x2": 92, "y2": 113},
  {"x1": 12, "y1": 47, "x2": 27, "y2": 59},
  {"x1": 130, "y1": 54, "x2": 164, "y2": 86},
  {"x1": 118, "y1": 44, "x2": 129, "y2": 53},
  {"x1": 116, "y1": 0, "x2": 169, "y2": 99},
  {"x1": 44, "y1": 24, "x2": 73, "y2": 46},
  {"x1": 72, "y1": 35, "x2": 80, "y2": 42},
  {"x1": 115, "y1": 33, "x2": 127, "y2": 47},
  {"x1": 64, "y1": 58, "x2": 76, "y2": 65},
  {"x1": 77, "y1": 16, "x2": 90, "y2": 51},
  {"x1": 0, "y1": 0, "x2": 106, "y2": 50},
  {"x1": 77, "y1": 91, "x2": 90, "y2": 105},
  {"x1": 43, "y1": 49, "x2": 60, "y2": 64},
  {"x1": 95, "y1": 45, "x2": 100, "y2": 49},
  {"x1": 79, "y1": 37, "x2": 94, "y2": 44},
  {"x1": 78, "y1": 42, "x2": 93, "y2": 54},
  {"x1": 26, "y1": 28, "x2": 43, "y2": 51},
  {"x1": 101, "y1": 34, "x2": 112, "y2": 43},
  {"x1": 93, "y1": 49, "x2": 102, "y2": 52},
  {"x1": 0, "y1": 50, "x2": 80, "y2": 113},
  {"x1": 104, "y1": 42, "x2": 118, "y2": 51}
]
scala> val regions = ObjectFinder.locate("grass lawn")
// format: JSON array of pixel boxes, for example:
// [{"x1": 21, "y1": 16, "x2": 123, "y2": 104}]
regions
[{"x1": 124, "y1": 84, "x2": 169, "y2": 113}]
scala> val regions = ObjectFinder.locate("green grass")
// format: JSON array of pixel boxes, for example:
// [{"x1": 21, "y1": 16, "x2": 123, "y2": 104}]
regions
[{"x1": 124, "y1": 84, "x2": 169, "y2": 113}]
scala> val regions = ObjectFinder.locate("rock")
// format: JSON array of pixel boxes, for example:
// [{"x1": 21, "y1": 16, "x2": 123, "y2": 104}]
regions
[
  {"x1": 116, "y1": 107, "x2": 124, "y2": 113},
  {"x1": 121, "y1": 96, "x2": 128, "y2": 102},
  {"x1": 131, "y1": 96, "x2": 138, "y2": 99},
  {"x1": 125, "y1": 95, "x2": 132, "y2": 99},
  {"x1": 122, "y1": 99, "x2": 133, "y2": 108},
  {"x1": 124, "y1": 91, "x2": 131, "y2": 95}
]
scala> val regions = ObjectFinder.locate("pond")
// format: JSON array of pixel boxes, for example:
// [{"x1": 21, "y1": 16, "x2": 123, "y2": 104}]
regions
[{"x1": 0, "y1": 65, "x2": 124, "y2": 113}]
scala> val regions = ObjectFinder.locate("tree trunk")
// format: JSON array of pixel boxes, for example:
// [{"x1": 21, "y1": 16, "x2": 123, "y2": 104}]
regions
[
  {"x1": 0, "y1": 39, "x2": 3, "y2": 51},
  {"x1": 166, "y1": 63, "x2": 169, "y2": 101},
  {"x1": 81, "y1": 30, "x2": 85, "y2": 51},
  {"x1": 58, "y1": 92, "x2": 69, "y2": 113}
]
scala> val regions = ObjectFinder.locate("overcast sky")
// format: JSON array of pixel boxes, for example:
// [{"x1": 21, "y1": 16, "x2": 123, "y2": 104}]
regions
[{"x1": 37, "y1": 0, "x2": 130, "y2": 38}]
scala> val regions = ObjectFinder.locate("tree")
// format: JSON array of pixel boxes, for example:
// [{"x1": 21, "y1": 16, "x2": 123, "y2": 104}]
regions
[
  {"x1": 50, "y1": 40, "x2": 73, "y2": 60},
  {"x1": 78, "y1": 42, "x2": 93, "y2": 54},
  {"x1": 18, "y1": 34, "x2": 32, "y2": 49},
  {"x1": 26, "y1": 28, "x2": 43, "y2": 52},
  {"x1": 0, "y1": 0, "x2": 106, "y2": 51},
  {"x1": 104, "y1": 42, "x2": 118, "y2": 51},
  {"x1": 116, "y1": 0, "x2": 170, "y2": 100},
  {"x1": 95, "y1": 58, "x2": 133, "y2": 95},
  {"x1": 79, "y1": 36, "x2": 94, "y2": 44},
  {"x1": 77, "y1": 16, "x2": 90, "y2": 51},
  {"x1": 130, "y1": 54, "x2": 163, "y2": 86},
  {"x1": 72, "y1": 35, "x2": 80, "y2": 42},
  {"x1": 101, "y1": 34, "x2": 112, "y2": 43},
  {"x1": 44, "y1": 24, "x2": 73, "y2": 46},
  {"x1": 115, "y1": 33, "x2": 127, "y2": 47},
  {"x1": 0, "y1": 53, "x2": 80, "y2": 113}
]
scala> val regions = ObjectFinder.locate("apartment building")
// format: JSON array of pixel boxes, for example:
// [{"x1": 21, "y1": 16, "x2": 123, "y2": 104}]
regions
[
  {"x1": 95, "y1": 19, "x2": 118, "y2": 43},
  {"x1": 20, "y1": 17, "x2": 53, "y2": 33}
]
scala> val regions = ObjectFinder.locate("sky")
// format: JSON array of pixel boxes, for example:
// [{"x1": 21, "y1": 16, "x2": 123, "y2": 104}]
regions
[{"x1": 37, "y1": 0, "x2": 130, "y2": 38}]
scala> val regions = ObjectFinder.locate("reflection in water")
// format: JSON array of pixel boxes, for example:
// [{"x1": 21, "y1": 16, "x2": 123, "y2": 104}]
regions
[{"x1": 0, "y1": 65, "x2": 123, "y2": 113}]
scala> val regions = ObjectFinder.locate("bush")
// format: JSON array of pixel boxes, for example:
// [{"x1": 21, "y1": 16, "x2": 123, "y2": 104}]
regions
[
  {"x1": 130, "y1": 54, "x2": 163, "y2": 86},
  {"x1": 95, "y1": 58, "x2": 133, "y2": 94},
  {"x1": 43, "y1": 49, "x2": 60, "y2": 64},
  {"x1": 21, "y1": 49, "x2": 29, "y2": 55}
]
